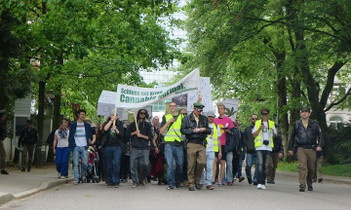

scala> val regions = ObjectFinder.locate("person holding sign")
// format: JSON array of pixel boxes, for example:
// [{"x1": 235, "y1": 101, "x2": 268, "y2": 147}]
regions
[
  {"x1": 128, "y1": 109, "x2": 153, "y2": 188},
  {"x1": 181, "y1": 102, "x2": 211, "y2": 191},
  {"x1": 160, "y1": 102, "x2": 185, "y2": 190}
]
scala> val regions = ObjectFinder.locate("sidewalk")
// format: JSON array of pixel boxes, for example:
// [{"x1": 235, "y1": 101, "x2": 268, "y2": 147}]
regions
[
  {"x1": 0, "y1": 163, "x2": 73, "y2": 205},
  {"x1": 0, "y1": 165, "x2": 350, "y2": 206}
]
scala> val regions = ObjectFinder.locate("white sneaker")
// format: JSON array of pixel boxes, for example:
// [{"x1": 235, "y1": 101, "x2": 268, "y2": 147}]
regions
[
  {"x1": 57, "y1": 172, "x2": 61, "y2": 179},
  {"x1": 261, "y1": 185, "x2": 266, "y2": 190},
  {"x1": 257, "y1": 184, "x2": 262, "y2": 189}
]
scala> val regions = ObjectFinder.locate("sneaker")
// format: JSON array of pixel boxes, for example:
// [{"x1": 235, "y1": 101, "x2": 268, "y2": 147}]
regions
[
  {"x1": 299, "y1": 186, "x2": 305, "y2": 192},
  {"x1": 108, "y1": 185, "x2": 114, "y2": 188},
  {"x1": 318, "y1": 178, "x2": 323, "y2": 183},
  {"x1": 267, "y1": 181, "x2": 275, "y2": 184},
  {"x1": 73, "y1": 181, "x2": 79, "y2": 185},
  {"x1": 195, "y1": 183, "x2": 202, "y2": 190},
  {"x1": 142, "y1": 180, "x2": 148, "y2": 185},
  {"x1": 58, "y1": 172, "x2": 61, "y2": 179},
  {"x1": 261, "y1": 185, "x2": 266, "y2": 190},
  {"x1": 114, "y1": 184, "x2": 119, "y2": 188},
  {"x1": 27, "y1": 167, "x2": 31, "y2": 172},
  {"x1": 247, "y1": 178, "x2": 252, "y2": 184},
  {"x1": 257, "y1": 184, "x2": 262, "y2": 189},
  {"x1": 227, "y1": 182, "x2": 233, "y2": 186},
  {"x1": 1, "y1": 169, "x2": 9, "y2": 175},
  {"x1": 21, "y1": 167, "x2": 25, "y2": 172},
  {"x1": 132, "y1": 184, "x2": 137, "y2": 188},
  {"x1": 253, "y1": 182, "x2": 258, "y2": 186},
  {"x1": 167, "y1": 185, "x2": 174, "y2": 190},
  {"x1": 60, "y1": 176, "x2": 68, "y2": 179},
  {"x1": 206, "y1": 185, "x2": 214, "y2": 190},
  {"x1": 188, "y1": 187, "x2": 195, "y2": 191},
  {"x1": 238, "y1": 177, "x2": 245, "y2": 182},
  {"x1": 308, "y1": 186, "x2": 313, "y2": 191},
  {"x1": 218, "y1": 183, "x2": 223, "y2": 187},
  {"x1": 82, "y1": 177, "x2": 87, "y2": 183}
]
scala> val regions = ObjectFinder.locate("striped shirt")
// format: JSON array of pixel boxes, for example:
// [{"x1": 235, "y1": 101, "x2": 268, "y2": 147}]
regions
[{"x1": 74, "y1": 122, "x2": 87, "y2": 147}]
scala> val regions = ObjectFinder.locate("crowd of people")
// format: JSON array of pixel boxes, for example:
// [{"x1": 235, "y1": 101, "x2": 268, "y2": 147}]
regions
[{"x1": 0, "y1": 101, "x2": 324, "y2": 193}]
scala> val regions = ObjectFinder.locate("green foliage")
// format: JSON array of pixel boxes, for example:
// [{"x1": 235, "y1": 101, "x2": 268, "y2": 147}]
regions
[
  {"x1": 326, "y1": 125, "x2": 351, "y2": 164},
  {"x1": 277, "y1": 162, "x2": 351, "y2": 177}
]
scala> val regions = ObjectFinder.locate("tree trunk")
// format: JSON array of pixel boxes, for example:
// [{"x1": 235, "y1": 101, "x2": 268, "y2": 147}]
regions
[{"x1": 35, "y1": 80, "x2": 46, "y2": 166}]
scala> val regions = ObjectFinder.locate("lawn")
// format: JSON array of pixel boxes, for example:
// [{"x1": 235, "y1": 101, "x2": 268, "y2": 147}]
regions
[{"x1": 277, "y1": 161, "x2": 351, "y2": 177}]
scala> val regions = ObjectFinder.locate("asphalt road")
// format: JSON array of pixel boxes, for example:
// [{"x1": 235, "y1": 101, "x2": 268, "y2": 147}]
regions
[{"x1": 1, "y1": 174, "x2": 350, "y2": 210}]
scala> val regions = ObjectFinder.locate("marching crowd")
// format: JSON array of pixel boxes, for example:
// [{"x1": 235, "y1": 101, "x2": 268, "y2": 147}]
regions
[{"x1": 0, "y1": 101, "x2": 323, "y2": 193}]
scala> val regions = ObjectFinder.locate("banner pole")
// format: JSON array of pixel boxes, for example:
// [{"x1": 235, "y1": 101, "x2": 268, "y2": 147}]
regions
[
  {"x1": 113, "y1": 107, "x2": 117, "y2": 126},
  {"x1": 134, "y1": 110, "x2": 139, "y2": 131}
]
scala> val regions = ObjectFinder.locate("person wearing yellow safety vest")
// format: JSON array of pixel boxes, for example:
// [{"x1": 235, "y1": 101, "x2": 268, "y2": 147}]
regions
[
  {"x1": 252, "y1": 108, "x2": 276, "y2": 190},
  {"x1": 199, "y1": 111, "x2": 221, "y2": 190},
  {"x1": 160, "y1": 102, "x2": 185, "y2": 190}
]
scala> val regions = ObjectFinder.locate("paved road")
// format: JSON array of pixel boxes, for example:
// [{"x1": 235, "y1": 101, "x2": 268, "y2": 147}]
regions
[{"x1": 1, "y1": 173, "x2": 350, "y2": 210}]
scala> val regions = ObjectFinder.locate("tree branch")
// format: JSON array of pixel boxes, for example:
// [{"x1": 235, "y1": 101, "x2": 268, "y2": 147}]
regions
[
  {"x1": 320, "y1": 61, "x2": 347, "y2": 108},
  {"x1": 324, "y1": 88, "x2": 351, "y2": 112}
]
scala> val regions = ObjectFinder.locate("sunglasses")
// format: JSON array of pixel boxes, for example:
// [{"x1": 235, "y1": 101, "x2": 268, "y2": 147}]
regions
[
  {"x1": 252, "y1": 118, "x2": 258, "y2": 120},
  {"x1": 196, "y1": 108, "x2": 203, "y2": 112}
]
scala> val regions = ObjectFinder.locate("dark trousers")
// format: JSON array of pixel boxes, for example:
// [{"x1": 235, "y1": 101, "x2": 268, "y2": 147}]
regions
[{"x1": 22, "y1": 143, "x2": 35, "y2": 170}]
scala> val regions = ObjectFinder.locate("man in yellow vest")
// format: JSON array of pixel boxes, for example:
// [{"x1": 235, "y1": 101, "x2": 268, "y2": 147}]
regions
[
  {"x1": 252, "y1": 108, "x2": 276, "y2": 190},
  {"x1": 160, "y1": 102, "x2": 184, "y2": 190},
  {"x1": 199, "y1": 111, "x2": 221, "y2": 190}
]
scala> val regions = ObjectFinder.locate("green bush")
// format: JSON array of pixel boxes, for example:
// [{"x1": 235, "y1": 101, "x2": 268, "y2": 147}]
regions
[{"x1": 326, "y1": 125, "x2": 351, "y2": 164}]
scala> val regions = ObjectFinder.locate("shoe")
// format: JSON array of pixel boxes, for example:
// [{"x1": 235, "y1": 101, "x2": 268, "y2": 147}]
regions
[
  {"x1": 58, "y1": 172, "x2": 61, "y2": 179},
  {"x1": 142, "y1": 180, "x2": 148, "y2": 185},
  {"x1": 253, "y1": 182, "x2": 258, "y2": 186},
  {"x1": 21, "y1": 167, "x2": 25, "y2": 172},
  {"x1": 82, "y1": 177, "x2": 87, "y2": 183},
  {"x1": 108, "y1": 185, "x2": 114, "y2": 188},
  {"x1": 211, "y1": 181, "x2": 216, "y2": 185},
  {"x1": 188, "y1": 187, "x2": 195, "y2": 191},
  {"x1": 308, "y1": 186, "x2": 313, "y2": 191},
  {"x1": 167, "y1": 185, "x2": 174, "y2": 190},
  {"x1": 238, "y1": 177, "x2": 245, "y2": 182},
  {"x1": 257, "y1": 184, "x2": 262, "y2": 189},
  {"x1": 261, "y1": 185, "x2": 266, "y2": 190},
  {"x1": 299, "y1": 186, "x2": 305, "y2": 192},
  {"x1": 267, "y1": 181, "x2": 275, "y2": 184},
  {"x1": 114, "y1": 184, "x2": 119, "y2": 188},
  {"x1": 175, "y1": 182, "x2": 181, "y2": 188},
  {"x1": 318, "y1": 178, "x2": 323, "y2": 183},
  {"x1": 195, "y1": 183, "x2": 202, "y2": 190},
  {"x1": 218, "y1": 183, "x2": 223, "y2": 187},
  {"x1": 132, "y1": 184, "x2": 137, "y2": 188},
  {"x1": 247, "y1": 178, "x2": 252, "y2": 184},
  {"x1": 73, "y1": 181, "x2": 79, "y2": 185},
  {"x1": 312, "y1": 179, "x2": 317, "y2": 183},
  {"x1": 27, "y1": 167, "x2": 31, "y2": 172},
  {"x1": 1, "y1": 169, "x2": 9, "y2": 175},
  {"x1": 206, "y1": 185, "x2": 214, "y2": 190},
  {"x1": 227, "y1": 182, "x2": 233, "y2": 186},
  {"x1": 60, "y1": 176, "x2": 68, "y2": 179}
]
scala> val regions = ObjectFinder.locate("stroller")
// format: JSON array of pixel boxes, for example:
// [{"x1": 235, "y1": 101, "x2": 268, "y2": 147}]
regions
[{"x1": 86, "y1": 146, "x2": 100, "y2": 183}]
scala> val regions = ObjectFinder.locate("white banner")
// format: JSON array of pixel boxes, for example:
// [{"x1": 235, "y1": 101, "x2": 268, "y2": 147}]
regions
[
  {"x1": 187, "y1": 77, "x2": 213, "y2": 113},
  {"x1": 222, "y1": 98, "x2": 239, "y2": 121},
  {"x1": 116, "y1": 69, "x2": 200, "y2": 108}
]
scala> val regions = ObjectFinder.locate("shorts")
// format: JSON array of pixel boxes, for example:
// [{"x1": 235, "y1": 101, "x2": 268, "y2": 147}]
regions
[{"x1": 220, "y1": 145, "x2": 226, "y2": 161}]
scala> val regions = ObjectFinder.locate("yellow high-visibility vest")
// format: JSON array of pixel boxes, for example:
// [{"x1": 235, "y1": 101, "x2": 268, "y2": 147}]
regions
[
  {"x1": 254, "y1": 120, "x2": 275, "y2": 148},
  {"x1": 164, "y1": 114, "x2": 183, "y2": 142},
  {"x1": 206, "y1": 123, "x2": 219, "y2": 152}
]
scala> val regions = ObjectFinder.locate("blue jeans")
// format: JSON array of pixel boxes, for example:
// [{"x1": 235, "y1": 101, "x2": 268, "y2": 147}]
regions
[
  {"x1": 56, "y1": 147, "x2": 70, "y2": 177},
  {"x1": 225, "y1": 151, "x2": 233, "y2": 183},
  {"x1": 130, "y1": 149, "x2": 149, "y2": 185},
  {"x1": 200, "y1": 151, "x2": 215, "y2": 186},
  {"x1": 245, "y1": 152, "x2": 257, "y2": 183},
  {"x1": 164, "y1": 144, "x2": 184, "y2": 187},
  {"x1": 104, "y1": 146, "x2": 122, "y2": 185},
  {"x1": 237, "y1": 150, "x2": 245, "y2": 177},
  {"x1": 256, "y1": 150, "x2": 271, "y2": 184},
  {"x1": 73, "y1": 146, "x2": 88, "y2": 182}
]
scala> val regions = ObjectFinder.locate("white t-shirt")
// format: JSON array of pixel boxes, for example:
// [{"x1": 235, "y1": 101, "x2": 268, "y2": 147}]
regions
[
  {"x1": 74, "y1": 122, "x2": 87, "y2": 147},
  {"x1": 55, "y1": 129, "x2": 69, "y2": 148},
  {"x1": 252, "y1": 121, "x2": 276, "y2": 151},
  {"x1": 206, "y1": 123, "x2": 221, "y2": 152}
]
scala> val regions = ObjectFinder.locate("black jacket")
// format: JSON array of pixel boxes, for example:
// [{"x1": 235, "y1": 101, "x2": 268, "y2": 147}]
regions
[
  {"x1": 225, "y1": 127, "x2": 241, "y2": 153},
  {"x1": 128, "y1": 120, "x2": 152, "y2": 150},
  {"x1": 244, "y1": 124, "x2": 255, "y2": 154},
  {"x1": 102, "y1": 121, "x2": 125, "y2": 147},
  {"x1": 180, "y1": 112, "x2": 210, "y2": 144},
  {"x1": 288, "y1": 119, "x2": 323, "y2": 151},
  {"x1": 19, "y1": 127, "x2": 38, "y2": 145},
  {"x1": 0, "y1": 120, "x2": 6, "y2": 141},
  {"x1": 272, "y1": 134, "x2": 284, "y2": 154}
]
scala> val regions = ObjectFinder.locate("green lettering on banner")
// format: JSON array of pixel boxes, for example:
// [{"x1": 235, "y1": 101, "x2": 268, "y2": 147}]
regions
[{"x1": 120, "y1": 94, "x2": 157, "y2": 104}]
